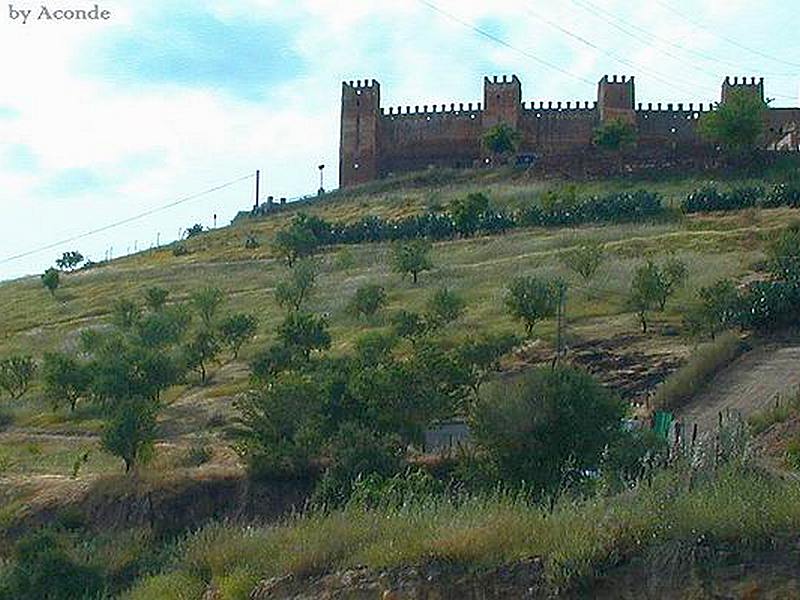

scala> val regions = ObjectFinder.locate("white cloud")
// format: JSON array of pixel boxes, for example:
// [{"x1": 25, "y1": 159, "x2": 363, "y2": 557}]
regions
[{"x1": 0, "y1": 0, "x2": 795, "y2": 280}]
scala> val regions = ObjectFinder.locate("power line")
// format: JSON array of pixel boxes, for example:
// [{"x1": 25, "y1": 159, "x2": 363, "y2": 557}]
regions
[
  {"x1": 0, "y1": 173, "x2": 254, "y2": 265},
  {"x1": 652, "y1": 0, "x2": 800, "y2": 71},
  {"x1": 523, "y1": 6, "x2": 708, "y2": 100},
  {"x1": 570, "y1": 0, "x2": 798, "y2": 102},
  {"x1": 415, "y1": 0, "x2": 594, "y2": 86}
]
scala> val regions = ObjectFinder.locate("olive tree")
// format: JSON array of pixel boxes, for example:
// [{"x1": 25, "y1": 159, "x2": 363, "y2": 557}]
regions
[
  {"x1": 504, "y1": 276, "x2": 559, "y2": 337},
  {"x1": 392, "y1": 240, "x2": 433, "y2": 284}
]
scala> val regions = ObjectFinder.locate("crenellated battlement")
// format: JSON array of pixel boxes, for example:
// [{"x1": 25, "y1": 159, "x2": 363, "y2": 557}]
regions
[
  {"x1": 521, "y1": 100, "x2": 596, "y2": 111},
  {"x1": 339, "y1": 73, "x2": 796, "y2": 188},
  {"x1": 343, "y1": 79, "x2": 380, "y2": 90},
  {"x1": 382, "y1": 103, "x2": 483, "y2": 117}
]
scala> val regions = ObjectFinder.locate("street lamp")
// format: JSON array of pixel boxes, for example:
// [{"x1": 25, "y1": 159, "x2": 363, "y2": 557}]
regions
[{"x1": 317, "y1": 164, "x2": 325, "y2": 196}]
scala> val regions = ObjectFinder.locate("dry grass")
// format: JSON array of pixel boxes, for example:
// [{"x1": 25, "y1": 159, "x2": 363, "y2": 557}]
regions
[
  {"x1": 121, "y1": 465, "x2": 800, "y2": 599},
  {"x1": 652, "y1": 332, "x2": 745, "y2": 412}
]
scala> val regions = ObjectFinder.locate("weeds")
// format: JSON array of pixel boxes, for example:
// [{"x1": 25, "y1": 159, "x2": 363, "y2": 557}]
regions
[{"x1": 652, "y1": 332, "x2": 744, "y2": 411}]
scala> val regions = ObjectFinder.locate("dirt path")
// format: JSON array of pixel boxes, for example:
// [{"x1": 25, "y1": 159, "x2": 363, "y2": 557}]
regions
[{"x1": 678, "y1": 344, "x2": 800, "y2": 434}]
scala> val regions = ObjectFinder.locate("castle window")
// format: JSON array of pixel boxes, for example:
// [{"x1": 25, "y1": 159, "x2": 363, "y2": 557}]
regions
[
  {"x1": 354, "y1": 163, "x2": 360, "y2": 169},
  {"x1": 670, "y1": 127, "x2": 677, "y2": 134}
]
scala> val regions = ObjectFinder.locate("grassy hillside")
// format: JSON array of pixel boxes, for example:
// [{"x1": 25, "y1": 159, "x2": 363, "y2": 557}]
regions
[
  {"x1": 0, "y1": 168, "x2": 798, "y2": 476},
  {"x1": 2, "y1": 164, "x2": 800, "y2": 598}
]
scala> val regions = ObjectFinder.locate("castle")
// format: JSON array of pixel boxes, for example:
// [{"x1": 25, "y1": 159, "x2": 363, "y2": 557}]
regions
[{"x1": 339, "y1": 74, "x2": 800, "y2": 188}]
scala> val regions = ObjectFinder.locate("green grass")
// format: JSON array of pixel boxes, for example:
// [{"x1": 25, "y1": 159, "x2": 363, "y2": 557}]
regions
[
  {"x1": 122, "y1": 465, "x2": 800, "y2": 599},
  {"x1": 652, "y1": 331, "x2": 745, "y2": 411}
]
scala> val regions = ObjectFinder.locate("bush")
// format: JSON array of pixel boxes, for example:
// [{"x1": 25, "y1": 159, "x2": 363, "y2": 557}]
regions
[
  {"x1": 172, "y1": 243, "x2": 189, "y2": 257},
  {"x1": 471, "y1": 366, "x2": 626, "y2": 495},
  {"x1": 505, "y1": 276, "x2": 559, "y2": 337},
  {"x1": 313, "y1": 423, "x2": 403, "y2": 506},
  {"x1": 592, "y1": 118, "x2": 636, "y2": 150},
  {"x1": 0, "y1": 355, "x2": 36, "y2": 400},
  {"x1": 219, "y1": 313, "x2": 258, "y2": 359},
  {"x1": 681, "y1": 185, "x2": 763, "y2": 213},
  {"x1": 275, "y1": 259, "x2": 317, "y2": 313},
  {"x1": 41, "y1": 267, "x2": 60, "y2": 297},
  {"x1": 652, "y1": 332, "x2": 744, "y2": 411},
  {"x1": 233, "y1": 372, "x2": 325, "y2": 478},
  {"x1": 426, "y1": 287, "x2": 465, "y2": 326},
  {"x1": 349, "y1": 284, "x2": 387, "y2": 318},
  {"x1": 392, "y1": 239, "x2": 433, "y2": 284},
  {"x1": 185, "y1": 223, "x2": 204, "y2": 238},
  {"x1": 764, "y1": 182, "x2": 800, "y2": 208},
  {"x1": 1, "y1": 530, "x2": 104, "y2": 600}
]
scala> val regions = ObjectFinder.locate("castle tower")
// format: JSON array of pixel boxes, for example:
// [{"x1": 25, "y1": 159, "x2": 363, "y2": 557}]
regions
[
  {"x1": 483, "y1": 75, "x2": 522, "y2": 130},
  {"x1": 721, "y1": 76, "x2": 764, "y2": 103},
  {"x1": 340, "y1": 79, "x2": 380, "y2": 188},
  {"x1": 597, "y1": 75, "x2": 635, "y2": 123}
]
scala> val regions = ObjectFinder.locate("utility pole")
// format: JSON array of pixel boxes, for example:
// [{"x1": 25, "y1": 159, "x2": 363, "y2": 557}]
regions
[
  {"x1": 318, "y1": 164, "x2": 325, "y2": 196},
  {"x1": 255, "y1": 169, "x2": 261, "y2": 208},
  {"x1": 552, "y1": 281, "x2": 567, "y2": 368}
]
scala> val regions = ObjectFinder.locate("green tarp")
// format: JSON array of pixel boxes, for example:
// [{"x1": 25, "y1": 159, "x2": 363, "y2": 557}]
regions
[{"x1": 653, "y1": 411, "x2": 673, "y2": 439}]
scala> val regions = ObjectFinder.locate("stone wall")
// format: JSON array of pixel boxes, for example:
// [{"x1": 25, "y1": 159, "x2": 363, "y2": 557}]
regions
[{"x1": 339, "y1": 74, "x2": 800, "y2": 188}]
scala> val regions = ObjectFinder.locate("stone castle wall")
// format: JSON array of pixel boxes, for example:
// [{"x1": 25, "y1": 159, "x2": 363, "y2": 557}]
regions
[{"x1": 339, "y1": 74, "x2": 799, "y2": 188}]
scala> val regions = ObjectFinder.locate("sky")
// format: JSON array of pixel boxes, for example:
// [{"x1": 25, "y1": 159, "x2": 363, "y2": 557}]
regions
[{"x1": 0, "y1": 0, "x2": 798, "y2": 281}]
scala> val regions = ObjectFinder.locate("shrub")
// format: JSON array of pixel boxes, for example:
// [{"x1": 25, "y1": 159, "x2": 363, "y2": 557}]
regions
[
  {"x1": 698, "y1": 88, "x2": 768, "y2": 151},
  {"x1": 190, "y1": 287, "x2": 226, "y2": 328},
  {"x1": 504, "y1": 276, "x2": 559, "y2": 337},
  {"x1": 2, "y1": 529, "x2": 104, "y2": 600},
  {"x1": 471, "y1": 365, "x2": 626, "y2": 495},
  {"x1": 275, "y1": 259, "x2": 317, "y2": 313},
  {"x1": 143, "y1": 287, "x2": 169, "y2": 312},
  {"x1": 102, "y1": 397, "x2": 159, "y2": 472},
  {"x1": 0, "y1": 355, "x2": 36, "y2": 400},
  {"x1": 561, "y1": 242, "x2": 605, "y2": 282},
  {"x1": 483, "y1": 123, "x2": 521, "y2": 157},
  {"x1": 172, "y1": 243, "x2": 189, "y2": 257},
  {"x1": 450, "y1": 192, "x2": 490, "y2": 237},
  {"x1": 219, "y1": 313, "x2": 258, "y2": 359},
  {"x1": 273, "y1": 213, "x2": 328, "y2": 266},
  {"x1": 764, "y1": 182, "x2": 800, "y2": 208},
  {"x1": 392, "y1": 239, "x2": 433, "y2": 284},
  {"x1": 353, "y1": 332, "x2": 398, "y2": 366},
  {"x1": 682, "y1": 185, "x2": 764, "y2": 213},
  {"x1": 41, "y1": 267, "x2": 60, "y2": 297},
  {"x1": 111, "y1": 298, "x2": 142, "y2": 330},
  {"x1": 652, "y1": 332, "x2": 744, "y2": 411},
  {"x1": 391, "y1": 310, "x2": 428, "y2": 340},
  {"x1": 185, "y1": 223, "x2": 204, "y2": 238},
  {"x1": 684, "y1": 279, "x2": 742, "y2": 340},
  {"x1": 278, "y1": 312, "x2": 331, "y2": 361},
  {"x1": 41, "y1": 353, "x2": 90, "y2": 412},
  {"x1": 55, "y1": 250, "x2": 84, "y2": 272},
  {"x1": 233, "y1": 372, "x2": 325, "y2": 477},
  {"x1": 349, "y1": 284, "x2": 387, "y2": 319},
  {"x1": 184, "y1": 329, "x2": 221, "y2": 383},
  {"x1": 592, "y1": 118, "x2": 636, "y2": 150},
  {"x1": 426, "y1": 287, "x2": 466, "y2": 327},
  {"x1": 313, "y1": 423, "x2": 403, "y2": 507}
]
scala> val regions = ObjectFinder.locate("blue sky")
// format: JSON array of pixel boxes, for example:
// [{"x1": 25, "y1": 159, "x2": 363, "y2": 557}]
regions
[{"x1": 0, "y1": 0, "x2": 798, "y2": 281}]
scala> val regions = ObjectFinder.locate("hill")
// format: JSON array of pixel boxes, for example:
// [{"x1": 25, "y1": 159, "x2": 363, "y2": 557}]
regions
[{"x1": 2, "y1": 162, "x2": 800, "y2": 598}]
